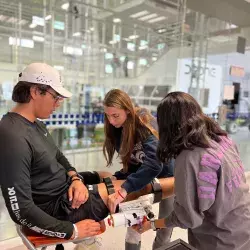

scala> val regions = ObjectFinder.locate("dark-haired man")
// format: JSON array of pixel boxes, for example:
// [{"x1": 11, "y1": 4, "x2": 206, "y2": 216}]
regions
[{"x1": 0, "y1": 62, "x2": 107, "y2": 242}]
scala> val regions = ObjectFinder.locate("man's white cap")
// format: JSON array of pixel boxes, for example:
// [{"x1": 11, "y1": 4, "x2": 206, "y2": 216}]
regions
[{"x1": 18, "y1": 62, "x2": 72, "y2": 98}]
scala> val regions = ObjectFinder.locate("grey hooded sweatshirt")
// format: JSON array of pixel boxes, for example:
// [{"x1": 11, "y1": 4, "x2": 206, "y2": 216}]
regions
[{"x1": 165, "y1": 136, "x2": 250, "y2": 250}]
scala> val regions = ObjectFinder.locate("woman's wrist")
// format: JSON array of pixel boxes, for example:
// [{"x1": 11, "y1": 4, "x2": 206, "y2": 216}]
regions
[
  {"x1": 154, "y1": 218, "x2": 166, "y2": 229},
  {"x1": 119, "y1": 188, "x2": 127, "y2": 197}
]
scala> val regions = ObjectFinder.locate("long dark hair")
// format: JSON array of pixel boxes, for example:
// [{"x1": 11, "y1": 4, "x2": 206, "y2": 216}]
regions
[
  {"x1": 103, "y1": 89, "x2": 151, "y2": 172},
  {"x1": 157, "y1": 91, "x2": 227, "y2": 162}
]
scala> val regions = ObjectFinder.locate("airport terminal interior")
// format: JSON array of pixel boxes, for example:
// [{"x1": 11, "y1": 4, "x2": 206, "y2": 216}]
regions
[{"x1": 1, "y1": 0, "x2": 250, "y2": 249}]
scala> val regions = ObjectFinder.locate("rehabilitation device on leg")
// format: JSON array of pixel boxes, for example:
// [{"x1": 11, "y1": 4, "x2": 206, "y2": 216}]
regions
[{"x1": 106, "y1": 178, "x2": 163, "y2": 228}]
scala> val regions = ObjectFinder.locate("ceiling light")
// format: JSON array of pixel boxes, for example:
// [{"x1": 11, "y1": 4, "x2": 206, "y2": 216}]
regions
[
  {"x1": 130, "y1": 10, "x2": 149, "y2": 18},
  {"x1": 90, "y1": 27, "x2": 94, "y2": 31},
  {"x1": 139, "y1": 45, "x2": 148, "y2": 50},
  {"x1": 158, "y1": 28, "x2": 167, "y2": 33},
  {"x1": 32, "y1": 36, "x2": 45, "y2": 42},
  {"x1": 129, "y1": 35, "x2": 139, "y2": 39},
  {"x1": 73, "y1": 32, "x2": 81, "y2": 37},
  {"x1": 109, "y1": 40, "x2": 117, "y2": 44},
  {"x1": 29, "y1": 23, "x2": 37, "y2": 28},
  {"x1": 54, "y1": 65, "x2": 64, "y2": 71},
  {"x1": 61, "y1": 3, "x2": 69, "y2": 10},
  {"x1": 152, "y1": 57, "x2": 157, "y2": 61},
  {"x1": 139, "y1": 13, "x2": 158, "y2": 21},
  {"x1": 226, "y1": 23, "x2": 238, "y2": 29},
  {"x1": 148, "y1": 16, "x2": 167, "y2": 23},
  {"x1": 63, "y1": 46, "x2": 83, "y2": 56},
  {"x1": 113, "y1": 18, "x2": 121, "y2": 23},
  {"x1": 45, "y1": 15, "x2": 52, "y2": 21},
  {"x1": 123, "y1": 38, "x2": 131, "y2": 42}
]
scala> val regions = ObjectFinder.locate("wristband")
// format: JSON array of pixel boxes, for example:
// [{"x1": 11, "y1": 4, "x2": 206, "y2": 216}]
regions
[
  {"x1": 103, "y1": 177, "x2": 115, "y2": 195},
  {"x1": 71, "y1": 178, "x2": 82, "y2": 183},
  {"x1": 118, "y1": 190, "x2": 125, "y2": 200},
  {"x1": 150, "y1": 220, "x2": 159, "y2": 231},
  {"x1": 70, "y1": 173, "x2": 83, "y2": 182},
  {"x1": 72, "y1": 224, "x2": 78, "y2": 240}
]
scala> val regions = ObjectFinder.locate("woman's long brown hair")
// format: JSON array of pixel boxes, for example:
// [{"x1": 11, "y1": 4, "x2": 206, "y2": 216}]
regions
[
  {"x1": 103, "y1": 89, "x2": 151, "y2": 172},
  {"x1": 157, "y1": 91, "x2": 227, "y2": 163}
]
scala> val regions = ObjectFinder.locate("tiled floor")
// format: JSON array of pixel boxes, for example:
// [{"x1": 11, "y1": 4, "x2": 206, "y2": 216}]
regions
[{"x1": 1, "y1": 129, "x2": 250, "y2": 249}]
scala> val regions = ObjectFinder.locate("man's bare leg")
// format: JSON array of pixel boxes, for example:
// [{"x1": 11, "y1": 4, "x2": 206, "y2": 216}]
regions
[{"x1": 97, "y1": 177, "x2": 175, "y2": 207}]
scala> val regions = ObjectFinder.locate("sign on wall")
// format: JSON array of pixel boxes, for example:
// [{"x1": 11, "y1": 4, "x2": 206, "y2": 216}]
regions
[
  {"x1": 177, "y1": 59, "x2": 223, "y2": 114},
  {"x1": 229, "y1": 66, "x2": 245, "y2": 77}
]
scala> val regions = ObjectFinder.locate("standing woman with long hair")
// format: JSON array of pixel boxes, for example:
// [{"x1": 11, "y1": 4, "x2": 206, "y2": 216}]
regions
[
  {"x1": 134, "y1": 92, "x2": 250, "y2": 250},
  {"x1": 103, "y1": 89, "x2": 174, "y2": 250}
]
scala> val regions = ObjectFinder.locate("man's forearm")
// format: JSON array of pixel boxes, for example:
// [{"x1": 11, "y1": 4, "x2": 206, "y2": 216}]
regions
[
  {"x1": 67, "y1": 170, "x2": 83, "y2": 182},
  {"x1": 57, "y1": 149, "x2": 76, "y2": 172},
  {"x1": 67, "y1": 170, "x2": 77, "y2": 177}
]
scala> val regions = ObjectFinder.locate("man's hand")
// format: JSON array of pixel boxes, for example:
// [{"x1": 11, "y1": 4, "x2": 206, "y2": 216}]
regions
[
  {"x1": 68, "y1": 180, "x2": 89, "y2": 209},
  {"x1": 107, "y1": 188, "x2": 127, "y2": 214},
  {"x1": 73, "y1": 220, "x2": 101, "y2": 239}
]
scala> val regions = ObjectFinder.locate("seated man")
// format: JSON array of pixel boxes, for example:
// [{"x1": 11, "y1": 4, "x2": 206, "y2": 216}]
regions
[{"x1": 0, "y1": 62, "x2": 174, "y2": 241}]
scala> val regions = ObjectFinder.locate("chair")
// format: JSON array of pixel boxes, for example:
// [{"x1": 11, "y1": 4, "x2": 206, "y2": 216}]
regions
[{"x1": 15, "y1": 224, "x2": 105, "y2": 250}]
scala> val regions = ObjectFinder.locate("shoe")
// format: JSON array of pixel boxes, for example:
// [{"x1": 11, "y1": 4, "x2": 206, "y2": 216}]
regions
[{"x1": 74, "y1": 237, "x2": 102, "y2": 250}]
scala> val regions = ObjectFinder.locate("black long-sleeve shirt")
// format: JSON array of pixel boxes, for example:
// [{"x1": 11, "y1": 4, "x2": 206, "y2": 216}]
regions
[{"x1": 0, "y1": 112, "x2": 76, "y2": 239}]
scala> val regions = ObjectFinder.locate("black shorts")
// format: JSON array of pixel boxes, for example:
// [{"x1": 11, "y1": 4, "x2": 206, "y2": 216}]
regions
[{"x1": 67, "y1": 184, "x2": 109, "y2": 223}]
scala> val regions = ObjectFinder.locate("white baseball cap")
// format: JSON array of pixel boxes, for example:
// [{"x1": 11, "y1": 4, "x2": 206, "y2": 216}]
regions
[{"x1": 18, "y1": 62, "x2": 72, "y2": 98}]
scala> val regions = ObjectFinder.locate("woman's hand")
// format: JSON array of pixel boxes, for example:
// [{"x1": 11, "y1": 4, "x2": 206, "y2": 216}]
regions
[
  {"x1": 68, "y1": 180, "x2": 89, "y2": 209},
  {"x1": 132, "y1": 220, "x2": 152, "y2": 234},
  {"x1": 107, "y1": 188, "x2": 127, "y2": 214}
]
